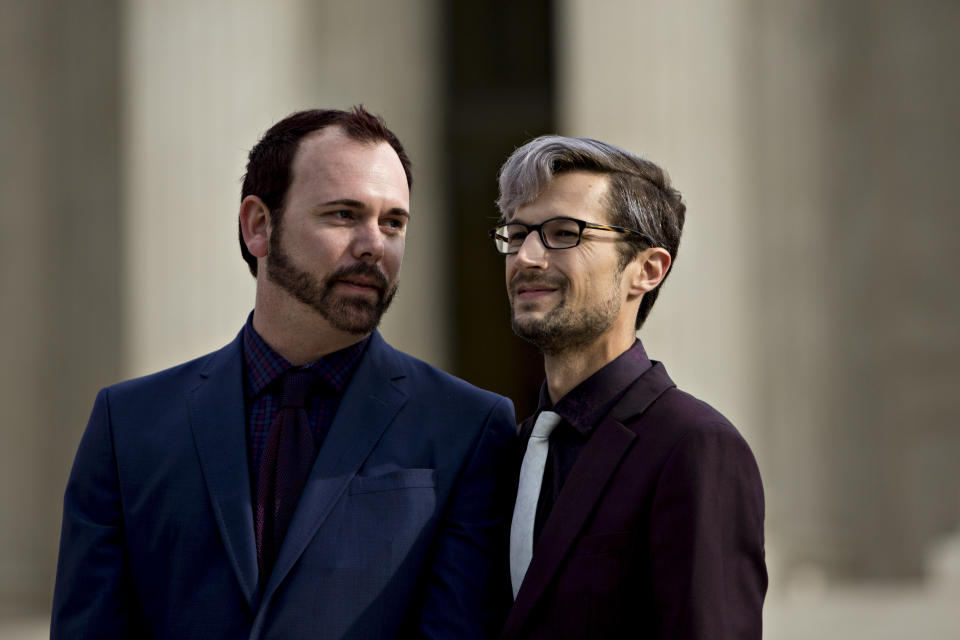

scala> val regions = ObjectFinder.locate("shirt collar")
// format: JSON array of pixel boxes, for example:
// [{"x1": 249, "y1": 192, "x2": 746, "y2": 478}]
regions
[
  {"x1": 536, "y1": 339, "x2": 652, "y2": 435},
  {"x1": 241, "y1": 311, "x2": 370, "y2": 400}
]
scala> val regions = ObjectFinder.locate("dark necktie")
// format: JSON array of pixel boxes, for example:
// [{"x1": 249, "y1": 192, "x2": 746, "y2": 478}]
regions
[{"x1": 255, "y1": 368, "x2": 320, "y2": 581}]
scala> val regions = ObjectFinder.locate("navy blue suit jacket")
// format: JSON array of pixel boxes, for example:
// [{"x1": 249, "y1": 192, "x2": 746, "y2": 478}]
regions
[{"x1": 52, "y1": 331, "x2": 516, "y2": 639}]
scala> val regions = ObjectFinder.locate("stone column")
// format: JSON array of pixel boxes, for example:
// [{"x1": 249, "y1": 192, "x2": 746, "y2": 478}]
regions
[
  {"x1": 124, "y1": 0, "x2": 446, "y2": 376},
  {"x1": 559, "y1": 0, "x2": 960, "y2": 581},
  {"x1": 0, "y1": 0, "x2": 123, "y2": 612},
  {"x1": 558, "y1": 0, "x2": 761, "y2": 448},
  {"x1": 754, "y1": 0, "x2": 960, "y2": 579}
]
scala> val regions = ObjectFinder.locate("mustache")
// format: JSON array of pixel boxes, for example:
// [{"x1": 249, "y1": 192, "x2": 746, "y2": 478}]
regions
[
  {"x1": 326, "y1": 263, "x2": 389, "y2": 292},
  {"x1": 509, "y1": 272, "x2": 567, "y2": 295}
]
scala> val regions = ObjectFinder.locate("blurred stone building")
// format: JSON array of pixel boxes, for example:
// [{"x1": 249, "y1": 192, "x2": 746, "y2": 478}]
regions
[{"x1": 2, "y1": 0, "x2": 958, "y2": 636}]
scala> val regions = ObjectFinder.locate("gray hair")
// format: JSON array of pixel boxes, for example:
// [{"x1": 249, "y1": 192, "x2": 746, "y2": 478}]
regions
[{"x1": 496, "y1": 135, "x2": 686, "y2": 329}]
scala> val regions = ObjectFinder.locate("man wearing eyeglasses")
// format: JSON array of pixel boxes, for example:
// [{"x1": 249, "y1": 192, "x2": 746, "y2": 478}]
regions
[{"x1": 491, "y1": 136, "x2": 767, "y2": 640}]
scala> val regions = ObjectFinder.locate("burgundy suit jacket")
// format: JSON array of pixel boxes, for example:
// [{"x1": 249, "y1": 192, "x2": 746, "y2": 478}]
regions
[{"x1": 501, "y1": 362, "x2": 767, "y2": 639}]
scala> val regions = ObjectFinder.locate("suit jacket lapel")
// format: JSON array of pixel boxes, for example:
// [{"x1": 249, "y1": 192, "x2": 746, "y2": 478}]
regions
[
  {"x1": 260, "y1": 332, "x2": 408, "y2": 604},
  {"x1": 186, "y1": 333, "x2": 259, "y2": 609},
  {"x1": 504, "y1": 419, "x2": 634, "y2": 636},
  {"x1": 503, "y1": 362, "x2": 676, "y2": 637}
]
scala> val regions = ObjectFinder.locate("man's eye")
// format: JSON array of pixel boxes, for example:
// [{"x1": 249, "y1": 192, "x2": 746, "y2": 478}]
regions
[
  {"x1": 330, "y1": 210, "x2": 354, "y2": 220},
  {"x1": 382, "y1": 218, "x2": 406, "y2": 230}
]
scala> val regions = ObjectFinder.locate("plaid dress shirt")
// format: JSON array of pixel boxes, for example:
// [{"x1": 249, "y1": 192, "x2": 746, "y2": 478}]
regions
[{"x1": 241, "y1": 314, "x2": 369, "y2": 496}]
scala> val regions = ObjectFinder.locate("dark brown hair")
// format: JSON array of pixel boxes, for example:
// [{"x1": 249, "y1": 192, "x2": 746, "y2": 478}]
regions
[{"x1": 239, "y1": 106, "x2": 412, "y2": 276}]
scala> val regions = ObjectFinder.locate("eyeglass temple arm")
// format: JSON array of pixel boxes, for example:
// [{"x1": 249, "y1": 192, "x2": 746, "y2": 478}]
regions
[{"x1": 586, "y1": 222, "x2": 652, "y2": 243}]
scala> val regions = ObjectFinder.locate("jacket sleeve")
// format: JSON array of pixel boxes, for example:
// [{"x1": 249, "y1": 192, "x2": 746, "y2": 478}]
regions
[
  {"x1": 648, "y1": 422, "x2": 767, "y2": 640},
  {"x1": 51, "y1": 388, "x2": 141, "y2": 639},
  {"x1": 409, "y1": 395, "x2": 518, "y2": 639}
]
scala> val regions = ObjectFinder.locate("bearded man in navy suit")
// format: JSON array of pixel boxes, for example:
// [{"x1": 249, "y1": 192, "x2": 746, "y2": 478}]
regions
[
  {"x1": 52, "y1": 107, "x2": 516, "y2": 639},
  {"x1": 490, "y1": 136, "x2": 767, "y2": 639}
]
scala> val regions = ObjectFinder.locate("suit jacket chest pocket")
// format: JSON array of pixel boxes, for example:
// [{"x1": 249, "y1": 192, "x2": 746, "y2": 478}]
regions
[
  {"x1": 565, "y1": 530, "x2": 634, "y2": 589},
  {"x1": 349, "y1": 467, "x2": 436, "y2": 495},
  {"x1": 319, "y1": 468, "x2": 437, "y2": 571}
]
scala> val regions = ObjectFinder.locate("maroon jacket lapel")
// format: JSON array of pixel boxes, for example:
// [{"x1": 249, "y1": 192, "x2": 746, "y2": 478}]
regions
[{"x1": 502, "y1": 363, "x2": 675, "y2": 638}]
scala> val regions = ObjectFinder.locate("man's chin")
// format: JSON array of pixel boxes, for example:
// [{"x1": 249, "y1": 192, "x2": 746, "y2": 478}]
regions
[
  {"x1": 510, "y1": 299, "x2": 557, "y2": 318},
  {"x1": 318, "y1": 298, "x2": 380, "y2": 334},
  {"x1": 511, "y1": 315, "x2": 553, "y2": 342},
  {"x1": 317, "y1": 286, "x2": 397, "y2": 335},
  {"x1": 324, "y1": 312, "x2": 380, "y2": 335}
]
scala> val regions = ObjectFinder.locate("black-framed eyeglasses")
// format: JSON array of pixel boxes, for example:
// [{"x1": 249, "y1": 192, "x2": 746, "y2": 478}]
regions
[{"x1": 488, "y1": 216, "x2": 652, "y2": 255}]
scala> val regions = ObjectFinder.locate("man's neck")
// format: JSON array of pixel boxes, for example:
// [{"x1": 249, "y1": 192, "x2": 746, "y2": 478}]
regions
[
  {"x1": 542, "y1": 331, "x2": 636, "y2": 404},
  {"x1": 252, "y1": 288, "x2": 368, "y2": 366}
]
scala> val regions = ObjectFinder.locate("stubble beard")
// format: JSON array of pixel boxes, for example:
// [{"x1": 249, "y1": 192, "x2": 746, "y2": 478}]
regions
[
  {"x1": 266, "y1": 223, "x2": 397, "y2": 335},
  {"x1": 509, "y1": 272, "x2": 622, "y2": 356}
]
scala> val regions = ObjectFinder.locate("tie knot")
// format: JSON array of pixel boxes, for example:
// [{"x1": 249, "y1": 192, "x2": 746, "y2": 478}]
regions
[
  {"x1": 279, "y1": 369, "x2": 320, "y2": 408},
  {"x1": 531, "y1": 410, "x2": 561, "y2": 439}
]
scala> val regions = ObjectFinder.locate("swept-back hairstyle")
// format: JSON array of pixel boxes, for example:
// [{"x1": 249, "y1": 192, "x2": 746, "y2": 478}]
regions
[
  {"x1": 239, "y1": 106, "x2": 412, "y2": 276},
  {"x1": 496, "y1": 136, "x2": 685, "y2": 329}
]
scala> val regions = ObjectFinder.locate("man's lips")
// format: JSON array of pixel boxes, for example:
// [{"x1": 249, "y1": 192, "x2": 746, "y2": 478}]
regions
[
  {"x1": 326, "y1": 263, "x2": 389, "y2": 298},
  {"x1": 515, "y1": 285, "x2": 558, "y2": 299},
  {"x1": 336, "y1": 278, "x2": 382, "y2": 292},
  {"x1": 511, "y1": 276, "x2": 564, "y2": 302}
]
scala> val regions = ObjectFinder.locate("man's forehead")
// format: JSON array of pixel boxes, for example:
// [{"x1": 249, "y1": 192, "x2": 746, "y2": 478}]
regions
[
  {"x1": 508, "y1": 171, "x2": 611, "y2": 222},
  {"x1": 293, "y1": 127, "x2": 385, "y2": 169},
  {"x1": 289, "y1": 127, "x2": 407, "y2": 198}
]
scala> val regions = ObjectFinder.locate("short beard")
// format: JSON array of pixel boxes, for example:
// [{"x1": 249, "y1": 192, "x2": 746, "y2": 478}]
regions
[
  {"x1": 509, "y1": 272, "x2": 621, "y2": 356},
  {"x1": 266, "y1": 222, "x2": 397, "y2": 335}
]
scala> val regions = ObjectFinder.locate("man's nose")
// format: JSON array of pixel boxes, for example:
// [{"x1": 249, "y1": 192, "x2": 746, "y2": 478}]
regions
[
  {"x1": 352, "y1": 219, "x2": 385, "y2": 261},
  {"x1": 514, "y1": 231, "x2": 549, "y2": 268}
]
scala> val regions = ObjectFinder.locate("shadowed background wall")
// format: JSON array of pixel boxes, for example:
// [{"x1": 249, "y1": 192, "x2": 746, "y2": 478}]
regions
[{"x1": 2, "y1": 0, "x2": 958, "y2": 636}]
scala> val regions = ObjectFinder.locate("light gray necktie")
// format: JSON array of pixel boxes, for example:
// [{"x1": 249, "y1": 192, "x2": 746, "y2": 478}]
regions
[{"x1": 509, "y1": 410, "x2": 562, "y2": 598}]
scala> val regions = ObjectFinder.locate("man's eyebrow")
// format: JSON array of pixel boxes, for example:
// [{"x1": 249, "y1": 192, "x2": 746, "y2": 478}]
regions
[
  {"x1": 320, "y1": 199, "x2": 409, "y2": 218},
  {"x1": 321, "y1": 198, "x2": 365, "y2": 208}
]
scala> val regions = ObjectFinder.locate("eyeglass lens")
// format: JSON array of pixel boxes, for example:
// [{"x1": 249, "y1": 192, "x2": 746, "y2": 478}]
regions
[{"x1": 498, "y1": 218, "x2": 582, "y2": 252}]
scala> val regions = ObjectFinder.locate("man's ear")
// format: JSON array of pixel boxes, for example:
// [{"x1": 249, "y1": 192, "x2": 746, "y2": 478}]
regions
[
  {"x1": 626, "y1": 247, "x2": 672, "y2": 298},
  {"x1": 239, "y1": 195, "x2": 271, "y2": 259}
]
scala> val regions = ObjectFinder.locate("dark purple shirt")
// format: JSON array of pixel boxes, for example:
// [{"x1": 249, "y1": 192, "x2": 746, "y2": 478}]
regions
[
  {"x1": 242, "y1": 313, "x2": 369, "y2": 495},
  {"x1": 533, "y1": 340, "x2": 652, "y2": 542}
]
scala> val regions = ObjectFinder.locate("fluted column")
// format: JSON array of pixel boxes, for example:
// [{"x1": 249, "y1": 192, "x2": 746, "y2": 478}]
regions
[
  {"x1": 559, "y1": 0, "x2": 960, "y2": 581},
  {"x1": 0, "y1": 0, "x2": 123, "y2": 610},
  {"x1": 124, "y1": 0, "x2": 446, "y2": 376}
]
